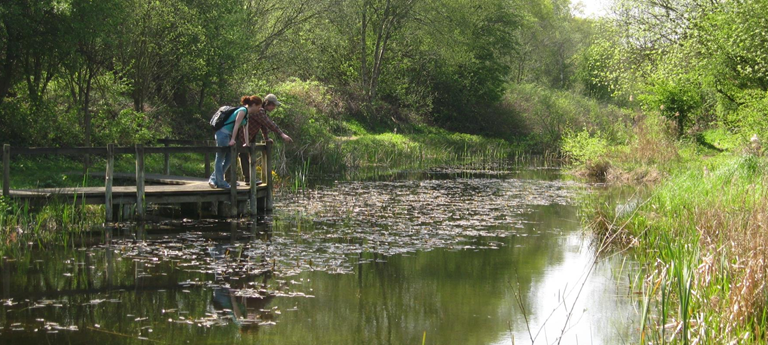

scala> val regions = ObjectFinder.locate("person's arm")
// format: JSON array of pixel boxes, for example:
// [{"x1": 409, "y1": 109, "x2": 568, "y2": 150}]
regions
[
  {"x1": 254, "y1": 109, "x2": 292, "y2": 143},
  {"x1": 229, "y1": 109, "x2": 247, "y2": 146},
  {"x1": 242, "y1": 125, "x2": 249, "y2": 147}
]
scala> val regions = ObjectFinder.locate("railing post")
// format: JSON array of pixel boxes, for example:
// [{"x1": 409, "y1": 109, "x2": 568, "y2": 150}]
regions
[
  {"x1": 229, "y1": 144, "x2": 238, "y2": 217},
  {"x1": 266, "y1": 141, "x2": 273, "y2": 210},
  {"x1": 2, "y1": 144, "x2": 9, "y2": 197},
  {"x1": 135, "y1": 144, "x2": 145, "y2": 220},
  {"x1": 163, "y1": 139, "x2": 170, "y2": 175},
  {"x1": 105, "y1": 144, "x2": 115, "y2": 223},
  {"x1": 249, "y1": 143, "x2": 258, "y2": 215}
]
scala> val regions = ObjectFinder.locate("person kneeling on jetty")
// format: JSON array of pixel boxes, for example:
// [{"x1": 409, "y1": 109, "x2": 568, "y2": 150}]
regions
[
  {"x1": 235, "y1": 93, "x2": 293, "y2": 185},
  {"x1": 208, "y1": 95, "x2": 260, "y2": 189}
]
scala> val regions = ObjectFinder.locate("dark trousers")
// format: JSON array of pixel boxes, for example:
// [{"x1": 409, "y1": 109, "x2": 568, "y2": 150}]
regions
[
  {"x1": 236, "y1": 137, "x2": 263, "y2": 184},
  {"x1": 238, "y1": 152, "x2": 252, "y2": 183}
]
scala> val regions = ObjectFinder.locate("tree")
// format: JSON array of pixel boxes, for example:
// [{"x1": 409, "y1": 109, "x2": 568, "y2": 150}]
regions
[{"x1": 63, "y1": 0, "x2": 123, "y2": 149}]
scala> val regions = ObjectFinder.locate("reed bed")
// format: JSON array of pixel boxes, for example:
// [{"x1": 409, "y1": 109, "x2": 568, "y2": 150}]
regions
[{"x1": 586, "y1": 154, "x2": 768, "y2": 344}]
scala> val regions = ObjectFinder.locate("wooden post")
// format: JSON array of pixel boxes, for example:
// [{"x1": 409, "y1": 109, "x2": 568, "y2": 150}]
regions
[
  {"x1": 249, "y1": 143, "x2": 258, "y2": 215},
  {"x1": 105, "y1": 144, "x2": 115, "y2": 223},
  {"x1": 2, "y1": 144, "x2": 9, "y2": 197},
  {"x1": 83, "y1": 153, "x2": 90, "y2": 175},
  {"x1": 135, "y1": 144, "x2": 145, "y2": 220},
  {"x1": 207, "y1": 141, "x2": 214, "y2": 215},
  {"x1": 229, "y1": 144, "x2": 238, "y2": 216},
  {"x1": 266, "y1": 141, "x2": 274, "y2": 210},
  {"x1": 163, "y1": 139, "x2": 170, "y2": 175}
]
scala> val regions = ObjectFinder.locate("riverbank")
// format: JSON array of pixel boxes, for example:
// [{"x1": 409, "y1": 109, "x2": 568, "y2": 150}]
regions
[{"x1": 579, "y1": 116, "x2": 768, "y2": 343}]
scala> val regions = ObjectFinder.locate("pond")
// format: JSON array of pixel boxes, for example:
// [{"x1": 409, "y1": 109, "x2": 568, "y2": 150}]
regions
[{"x1": 0, "y1": 168, "x2": 637, "y2": 344}]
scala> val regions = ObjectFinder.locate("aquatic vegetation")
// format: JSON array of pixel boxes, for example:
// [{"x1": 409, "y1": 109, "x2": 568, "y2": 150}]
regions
[{"x1": 586, "y1": 154, "x2": 768, "y2": 344}]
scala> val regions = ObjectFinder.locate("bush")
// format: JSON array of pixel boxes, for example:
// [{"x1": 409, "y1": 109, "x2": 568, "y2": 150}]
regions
[
  {"x1": 639, "y1": 75, "x2": 703, "y2": 137},
  {"x1": 562, "y1": 128, "x2": 608, "y2": 164},
  {"x1": 505, "y1": 83, "x2": 633, "y2": 152},
  {"x1": 729, "y1": 89, "x2": 768, "y2": 142},
  {"x1": 92, "y1": 109, "x2": 172, "y2": 145}
]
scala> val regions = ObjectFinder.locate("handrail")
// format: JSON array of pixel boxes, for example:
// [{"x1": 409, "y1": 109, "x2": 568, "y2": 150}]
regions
[
  {"x1": 7, "y1": 144, "x2": 265, "y2": 156},
  {"x1": 2, "y1": 141, "x2": 275, "y2": 219},
  {"x1": 156, "y1": 138, "x2": 214, "y2": 146}
]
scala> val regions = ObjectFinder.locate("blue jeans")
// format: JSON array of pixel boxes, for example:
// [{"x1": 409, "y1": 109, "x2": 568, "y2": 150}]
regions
[{"x1": 209, "y1": 128, "x2": 232, "y2": 187}]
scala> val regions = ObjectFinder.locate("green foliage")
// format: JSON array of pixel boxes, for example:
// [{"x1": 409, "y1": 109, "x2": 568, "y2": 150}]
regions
[
  {"x1": 562, "y1": 129, "x2": 608, "y2": 163},
  {"x1": 93, "y1": 109, "x2": 172, "y2": 145},
  {"x1": 503, "y1": 83, "x2": 633, "y2": 152},
  {"x1": 698, "y1": 127, "x2": 741, "y2": 151},
  {"x1": 728, "y1": 90, "x2": 768, "y2": 140},
  {"x1": 640, "y1": 75, "x2": 702, "y2": 137}
]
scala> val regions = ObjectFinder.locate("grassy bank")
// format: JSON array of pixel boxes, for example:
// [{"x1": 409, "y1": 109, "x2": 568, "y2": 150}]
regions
[{"x1": 579, "y1": 112, "x2": 768, "y2": 343}]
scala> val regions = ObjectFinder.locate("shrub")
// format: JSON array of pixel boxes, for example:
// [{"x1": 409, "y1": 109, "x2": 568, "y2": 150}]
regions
[
  {"x1": 562, "y1": 128, "x2": 608, "y2": 164},
  {"x1": 92, "y1": 109, "x2": 172, "y2": 145}
]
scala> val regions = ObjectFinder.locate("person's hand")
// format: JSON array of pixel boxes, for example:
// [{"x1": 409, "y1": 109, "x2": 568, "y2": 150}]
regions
[
  {"x1": 265, "y1": 138, "x2": 274, "y2": 144},
  {"x1": 281, "y1": 133, "x2": 293, "y2": 143},
  {"x1": 243, "y1": 141, "x2": 249, "y2": 147},
  {"x1": 228, "y1": 139, "x2": 236, "y2": 146}
]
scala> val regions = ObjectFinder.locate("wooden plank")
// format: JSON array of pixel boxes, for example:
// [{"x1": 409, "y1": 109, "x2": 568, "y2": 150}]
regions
[
  {"x1": 229, "y1": 144, "x2": 238, "y2": 216},
  {"x1": 7, "y1": 145, "x2": 263, "y2": 156},
  {"x1": 157, "y1": 138, "x2": 215, "y2": 146},
  {"x1": 142, "y1": 146, "x2": 224, "y2": 155},
  {"x1": 75, "y1": 172, "x2": 208, "y2": 185},
  {"x1": 2, "y1": 144, "x2": 9, "y2": 197},
  {"x1": 266, "y1": 141, "x2": 274, "y2": 210},
  {"x1": 135, "y1": 144, "x2": 145, "y2": 220},
  {"x1": 249, "y1": 143, "x2": 258, "y2": 215},
  {"x1": 9, "y1": 183, "x2": 264, "y2": 196},
  {"x1": 105, "y1": 144, "x2": 115, "y2": 223},
  {"x1": 11, "y1": 147, "x2": 107, "y2": 156},
  {"x1": 141, "y1": 145, "x2": 264, "y2": 155}
]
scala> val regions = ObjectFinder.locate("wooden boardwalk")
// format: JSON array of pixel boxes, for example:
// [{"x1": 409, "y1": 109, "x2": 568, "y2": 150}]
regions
[
  {"x1": 2, "y1": 140, "x2": 275, "y2": 221},
  {"x1": 9, "y1": 181, "x2": 267, "y2": 205}
]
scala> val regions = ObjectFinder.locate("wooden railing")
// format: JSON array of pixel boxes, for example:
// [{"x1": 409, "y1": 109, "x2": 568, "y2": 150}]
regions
[{"x1": 1, "y1": 140, "x2": 274, "y2": 220}]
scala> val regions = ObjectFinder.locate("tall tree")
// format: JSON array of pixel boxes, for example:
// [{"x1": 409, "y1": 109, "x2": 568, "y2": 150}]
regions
[{"x1": 63, "y1": 0, "x2": 123, "y2": 148}]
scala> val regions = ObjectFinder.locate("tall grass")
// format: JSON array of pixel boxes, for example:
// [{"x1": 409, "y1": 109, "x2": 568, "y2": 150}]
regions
[
  {"x1": 0, "y1": 196, "x2": 103, "y2": 257},
  {"x1": 587, "y1": 154, "x2": 768, "y2": 343},
  {"x1": 273, "y1": 130, "x2": 555, "y2": 188}
]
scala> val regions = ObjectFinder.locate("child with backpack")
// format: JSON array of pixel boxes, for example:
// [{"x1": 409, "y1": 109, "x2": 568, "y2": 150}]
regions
[{"x1": 208, "y1": 95, "x2": 262, "y2": 189}]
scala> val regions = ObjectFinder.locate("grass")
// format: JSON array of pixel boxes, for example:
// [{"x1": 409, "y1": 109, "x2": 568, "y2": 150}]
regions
[
  {"x1": 586, "y1": 154, "x2": 768, "y2": 343},
  {"x1": 573, "y1": 108, "x2": 768, "y2": 343},
  {"x1": 273, "y1": 127, "x2": 553, "y2": 190}
]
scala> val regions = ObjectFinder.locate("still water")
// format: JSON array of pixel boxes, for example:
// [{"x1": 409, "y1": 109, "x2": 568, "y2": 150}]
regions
[{"x1": 0, "y1": 169, "x2": 637, "y2": 344}]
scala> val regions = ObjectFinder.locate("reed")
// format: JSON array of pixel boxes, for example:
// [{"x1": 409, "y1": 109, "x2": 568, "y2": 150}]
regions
[{"x1": 586, "y1": 154, "x2": 768, "y2": 343}]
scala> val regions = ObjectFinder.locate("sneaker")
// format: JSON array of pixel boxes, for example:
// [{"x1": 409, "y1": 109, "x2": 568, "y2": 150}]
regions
[
  {"x1": 208, "y1": 180, "x2": 217, "y2": 189},
  {"x1": 218, "y1": 182, "x2": 232, "y2": 189}
]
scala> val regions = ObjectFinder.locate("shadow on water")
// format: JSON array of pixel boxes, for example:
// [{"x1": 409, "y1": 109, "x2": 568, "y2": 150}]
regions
[{"x1": 0, "y1": 166, "x2": 638, "y2": 344}]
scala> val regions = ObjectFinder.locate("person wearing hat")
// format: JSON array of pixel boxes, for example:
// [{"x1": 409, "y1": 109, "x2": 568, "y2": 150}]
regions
[{"x1": 236, "y1": 93, "x2": 293, "y2": 185}]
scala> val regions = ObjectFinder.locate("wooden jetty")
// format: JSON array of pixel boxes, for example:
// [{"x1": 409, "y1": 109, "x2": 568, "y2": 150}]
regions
[{"x1": 1, "y1": 139, "x2": 275, "y2": 221}]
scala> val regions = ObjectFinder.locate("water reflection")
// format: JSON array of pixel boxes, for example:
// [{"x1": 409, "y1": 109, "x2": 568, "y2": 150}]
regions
[{"x1": 0, "y1": 170, "x2": 636, "y2": 344}]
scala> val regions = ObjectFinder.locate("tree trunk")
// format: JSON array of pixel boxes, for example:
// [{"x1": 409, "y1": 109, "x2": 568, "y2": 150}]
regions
[
  {"x1": 0, "y1": 47, "x2": 16, "y2": 106},
  {"x1": 360, "y1": 4, "x2": 368, "y2": 94},
  {"x1": 84, "y1": 72, "x2": 93, "y2": 148}
]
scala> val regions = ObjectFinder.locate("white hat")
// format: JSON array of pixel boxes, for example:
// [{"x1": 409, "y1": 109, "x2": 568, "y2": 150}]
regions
[{"x1": 264, "y1": 94, "x2": 281, "y2": 106}]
